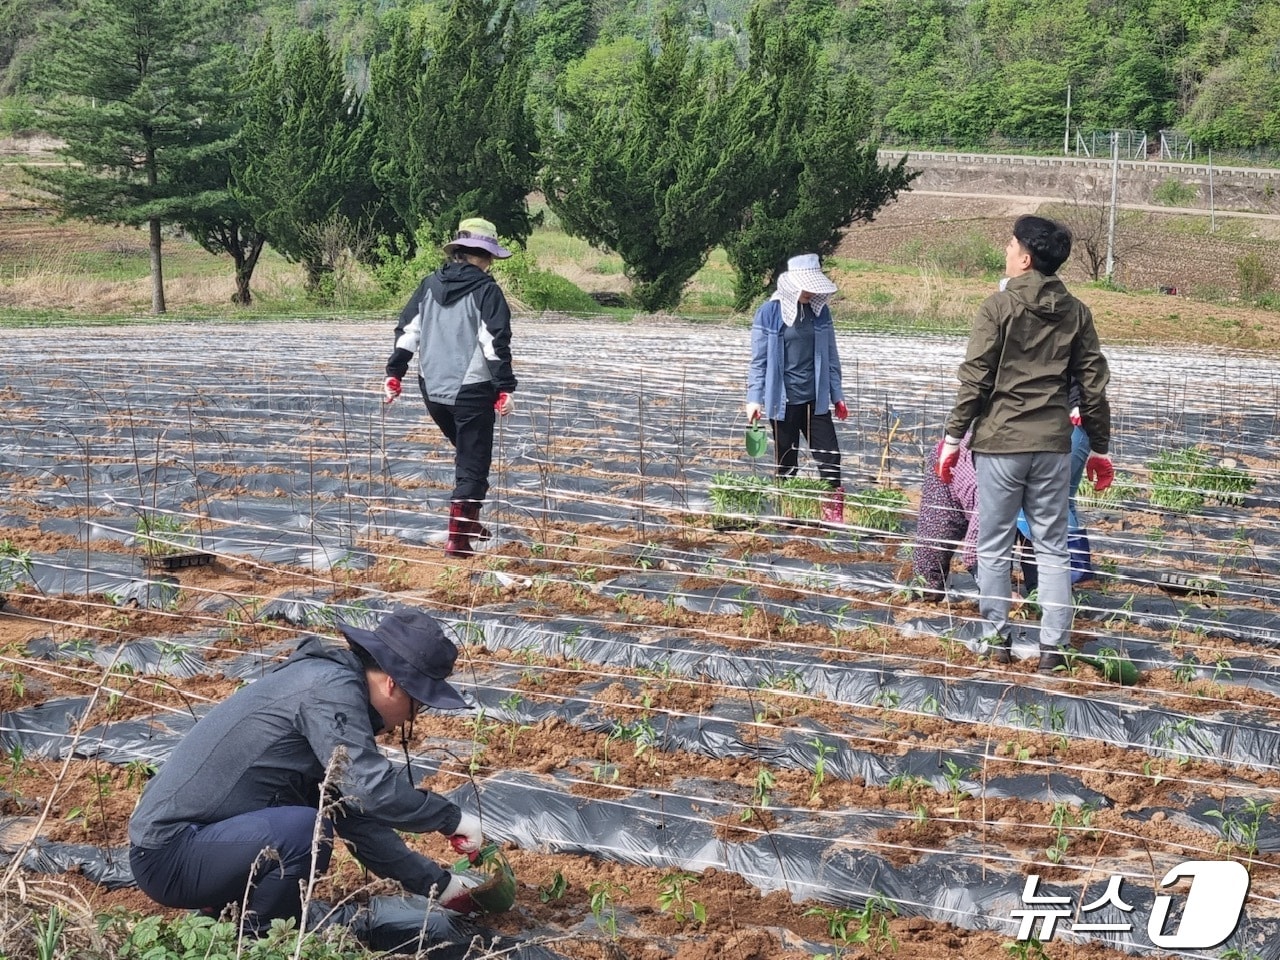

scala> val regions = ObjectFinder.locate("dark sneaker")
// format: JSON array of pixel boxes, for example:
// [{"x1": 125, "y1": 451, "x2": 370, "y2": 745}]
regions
[
  {"x1": 989, "y1": 639, "x2": 1012, "y2": 664},
  {"x1": 1038, "y1": 648, "x2": 1070, "y2": 674}
]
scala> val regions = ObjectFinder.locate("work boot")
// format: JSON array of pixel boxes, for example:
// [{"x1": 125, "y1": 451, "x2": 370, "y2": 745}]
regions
[
  {"x1": 1069, "y1": 533, "x2": 1094, "y2": 584},
  {"x1": 820, "y1": 486, "x2": 845, "y2": 524},
  {"x1": 445, "y1": 501, "x2": 475, "y2": 558},
  {"x1": 1038, "y1": 646, "x2": 1070, "y2": 674},
  {"x1": 462, "y1": 501, "x2": 491, "y2": 541}
]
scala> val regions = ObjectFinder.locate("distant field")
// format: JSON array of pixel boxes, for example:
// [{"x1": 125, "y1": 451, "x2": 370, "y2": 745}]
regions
[{"x1": 3, "y1": 158, "x2": 1279, "y2": 352}]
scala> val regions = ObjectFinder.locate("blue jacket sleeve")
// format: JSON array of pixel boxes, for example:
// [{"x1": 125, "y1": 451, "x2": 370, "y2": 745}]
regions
[
  {"x1": 825, "y1": 310, "x2": 843, "y2": 402},
  {"x1": 746, "y1": 305, "x2": 769, "y2": 405}
]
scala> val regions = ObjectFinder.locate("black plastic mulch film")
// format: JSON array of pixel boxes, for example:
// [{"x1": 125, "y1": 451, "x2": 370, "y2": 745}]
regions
[{"x1": 3, "y1": 324, "x2": 1280, "y2": 957}]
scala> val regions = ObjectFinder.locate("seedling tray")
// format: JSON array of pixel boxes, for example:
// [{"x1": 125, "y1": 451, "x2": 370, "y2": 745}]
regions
[
  {"x1": 1157, "y1": 571, "x2": 1222, "y2": 597},
  {"x1": 143, "y1": 552, "x2": 215, "y2": 571}
]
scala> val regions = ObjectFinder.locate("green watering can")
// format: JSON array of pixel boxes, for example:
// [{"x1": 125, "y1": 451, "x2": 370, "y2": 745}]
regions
[
  {"x1": 745, "y1": 420, "x2": 768, "y2": 458},
  {"x1": 1074, "y1": 648, "x2": 1140, "y2": 686}
]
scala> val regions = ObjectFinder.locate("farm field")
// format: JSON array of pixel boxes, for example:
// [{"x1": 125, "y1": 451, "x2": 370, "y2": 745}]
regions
[{"x1": 2, "y1": 318, "x2": 1280, "y2": 959}]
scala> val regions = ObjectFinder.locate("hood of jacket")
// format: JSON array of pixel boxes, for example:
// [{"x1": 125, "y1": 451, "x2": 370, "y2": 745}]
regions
[
  {"x1": 428, "y1": 261, "x2": 496, "y2": 308},
  {"x1": 1004, "y1": 270, "x2": 1074, "y2": 322}
]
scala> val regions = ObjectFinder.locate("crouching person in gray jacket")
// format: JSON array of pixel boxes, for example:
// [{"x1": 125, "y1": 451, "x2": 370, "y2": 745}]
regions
[{"x1": 129, "y1": 608, "x2": 487, "y2": 930}]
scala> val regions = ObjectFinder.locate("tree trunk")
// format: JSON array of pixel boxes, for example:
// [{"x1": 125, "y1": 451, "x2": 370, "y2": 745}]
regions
[
  {"x1": 149, "y1": 217, "x2": 166, "y2": 314},
  {"x1": 145, "y1": 141, "x2": 166, "y2": 314},
  {"x1": 232, "y1": 235, "x2": 266, "y2": 305}
]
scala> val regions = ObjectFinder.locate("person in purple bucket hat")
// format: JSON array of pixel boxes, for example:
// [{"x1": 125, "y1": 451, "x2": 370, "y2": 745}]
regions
[{"x1": 384, "y1": 217, "x2": 519, "y2": 557}]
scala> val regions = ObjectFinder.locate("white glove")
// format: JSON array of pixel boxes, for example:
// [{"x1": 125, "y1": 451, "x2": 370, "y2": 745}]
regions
[
  {"x1": 448, "y1": 810, "x2": 483, "y2": 855},
  {"x1": 745, "y1": 402, "x2": 764, "y2": 422},
  {"x1": 438, "y1": 871, "x2": 484, "y2": 914}
]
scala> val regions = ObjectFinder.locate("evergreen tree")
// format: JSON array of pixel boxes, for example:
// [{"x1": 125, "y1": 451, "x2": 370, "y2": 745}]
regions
[
  {"x1": 27, "y1": 0, "x2": 231, "y2": 314},
  {"x1": 724, "y1": 12, "x2": 916, "y2": 309},
  {"x1": 541, "y1": 17, "x2": 772, "y2": 311},
  {"x1": 367, "y1": 0, "x2": 538, "y2": 254},
  {"x1": 232, "y1": 30, "x2": 377, "y2": 293}
]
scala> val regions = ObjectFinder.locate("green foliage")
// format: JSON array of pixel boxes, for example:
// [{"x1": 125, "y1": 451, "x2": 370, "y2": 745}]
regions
[
  {"x1": 709, "y1": 472, "x2": 771, "y2": 519},
  {"x1": 493, "y1": 248, "x2": 598, "y2": 313},
  {"x1": 232, "y1": 30, "x2": 378, "y2": 294},
  {"x1": 724, "y1": 13, "x2": 917, "y2": 310},
  {"x1": 847, "y1": 488, "x2": 909, "y2": 533},
  {"x1": 657, "y1": 872, "x2": 707, "y2": 926},
  {"x1": 0, "y1": 538, "x2": 33, "y2": 593},
  {"x1": 804, "y1": 892, "x2": 899, "y2": 954},
  {"x1": 25, "y1": 0, "x2": 235, "y2": 313},
  {"x1": 367, "y1": 1, "x2": 538, "y2": 255},
  {"x1": 103, "y1": 910, "x2": 366, "y2": 959},
  {"x1": 776, "y1": 476, "x2": 831, "y2": 520},
  {"x1": 541, "y1": 16, "x2": 773, "y2": 311},
  {"x1": 1237, "y1": 251, "x2": 1273, "y2": 300},
  {"x1": 1146, "y1": 446, "x2": 1253, "y2": 512},
  {"x1": 1153, "y1": 178, "x2": 1198, "y2": 206}
]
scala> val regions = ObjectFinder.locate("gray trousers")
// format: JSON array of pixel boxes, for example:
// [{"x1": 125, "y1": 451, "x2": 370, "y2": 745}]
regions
[{"x1": 975, "y1": 451, "x2": 1073, "y2": 648}]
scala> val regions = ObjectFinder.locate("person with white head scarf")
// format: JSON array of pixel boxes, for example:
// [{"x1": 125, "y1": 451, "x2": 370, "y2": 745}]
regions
[{"x1": 744, "y1": 253, "x2": 849, "y2": 523}]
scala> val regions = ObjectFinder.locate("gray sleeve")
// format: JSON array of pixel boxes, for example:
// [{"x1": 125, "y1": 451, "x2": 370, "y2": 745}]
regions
[
  {"x1": 333, "y1": 808, "x2": 454, "y2": 898},
  {"x1": 294, "y1": 678, "x2": 462, "y2": 836}
]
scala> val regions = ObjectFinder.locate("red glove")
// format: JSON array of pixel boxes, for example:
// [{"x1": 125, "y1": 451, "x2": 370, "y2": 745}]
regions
[
  {"x1": 936, "y1": 437, "x2": 962, "y2": 484},
  {"x1": 1086, "y1": 452, "x2": 1114, "y2": 492},
  {"x1": 383, "y1": 377, "x2": 401, "y2": 404},
  {"x1": 448, "y1": 811, "x2": 483, "y2": 856},
  {"x1": 1069, "y1": 406, "x2": 1082, "y2": 427},
  {"x1": 833, "y1": 400, "x2": 848, "y2": 421},
  {"x1": 494, "y1": 392, "x2": 514, "y2": 416}
]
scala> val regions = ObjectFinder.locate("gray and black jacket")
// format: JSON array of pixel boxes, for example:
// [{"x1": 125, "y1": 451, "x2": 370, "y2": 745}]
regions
[
  {"x1": 945, "y1": 270, "x2": 1110, "y2": 455},
  {"x1": 128, "y1": 637, "x2": 463, "y2": 898},
  {"x1": 386, "y1": 262, "x2": 517, "y2": 404}
]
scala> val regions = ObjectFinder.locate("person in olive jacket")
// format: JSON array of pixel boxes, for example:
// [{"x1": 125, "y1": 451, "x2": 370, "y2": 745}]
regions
[
  {"x1": 936, "y1": 216, "x2": 1113, "y2": 673},
  {"x1": 129, "y1": 608, "x2": 490, "y2": 929}
]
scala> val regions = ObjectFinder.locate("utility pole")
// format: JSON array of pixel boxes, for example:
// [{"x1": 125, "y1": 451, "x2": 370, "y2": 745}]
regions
[
  {"x1": 1105, "y1": 132, "x2": 1119, "y2": 281},
  {"x1": 1063, "y1": 83, "x2": 1071, "y2": 156},
  {"x1": 1208, "y1": 148, "x2": 1216, "y2": 233}
]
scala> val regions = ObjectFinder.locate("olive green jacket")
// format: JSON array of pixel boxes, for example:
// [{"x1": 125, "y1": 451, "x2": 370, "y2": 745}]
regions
[{"x1": 945, "y1": 271, "x2": 1110, "y2": 455}]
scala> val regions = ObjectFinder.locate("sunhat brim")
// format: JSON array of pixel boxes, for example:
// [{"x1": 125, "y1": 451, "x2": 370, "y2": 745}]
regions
[{"x1": 338, "y1": 620, "x2": 469, "y2": 711}]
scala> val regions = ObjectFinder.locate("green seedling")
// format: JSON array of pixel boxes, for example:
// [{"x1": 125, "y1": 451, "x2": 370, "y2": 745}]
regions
[
  {"x1": 588, "y1": 881, "x2": 630, "y2": 939},
  {"x1": 809, "y1": 737, "x2": 837, "y2": 802},
  {"x1": 539, "y1": 871, "x2": 567, "y2": 903},
  {"x1": 657, "y1": 872, "x2": 706, "y2": 926}
]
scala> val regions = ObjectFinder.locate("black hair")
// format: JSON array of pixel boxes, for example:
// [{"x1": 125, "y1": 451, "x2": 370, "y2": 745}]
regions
[
  {"x1": 1012, "y1": 215, "x2": 1072, "y2": 275},
  {"x1": 450, "y1": 246, "x2": 492, "y2": 264},
  {"x1": 346, "y1": 639, "x2": 382, "y2": 673}
]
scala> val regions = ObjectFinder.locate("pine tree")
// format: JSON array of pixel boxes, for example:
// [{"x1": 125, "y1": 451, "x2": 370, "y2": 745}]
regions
[
  {"x1": 367, "y1": 0, "x2": 538, "y2": 254},
  {"x1": 541, "y1": 17, "x2": 772, "y2": 311},
  {"x1": 232, "y1": 30, "x2": 377, "y2": 293},
  {"x1": 725, "y1": 12, "x2": 917, "y2": 310},
  {"x1": 27, "y1": 0, "x2": 231, "y2": 314}
]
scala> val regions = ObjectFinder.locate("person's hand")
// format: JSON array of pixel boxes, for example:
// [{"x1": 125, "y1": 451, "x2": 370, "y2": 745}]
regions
[
  {"x1": 1069, "y1": 406, "x2": 1082, "y2": 427},
  {"x1": 1086, "y1": 451, "x2": 1114, "y2": 491},
  {"x1": 383, "y1": 377, "x2": 401, "y2": 405},
  {"x1": 833, "y1": 400, "x2": 849, "y2": 421},
  {"x1": 936, "y1": 437, "x2": 962, "y2": 484},
  {"x1": 448, "y1": 810, "x2": 483, "y2": 856},
  {"x1": 438, "y1": 871, "x2": 484, "y2": 915},
  {"x1": 745, "y1": 402, "x2": 764, "y2": 422},
  {"x1": 494, "y1": 392, "x2": 514, "y2": 416}
]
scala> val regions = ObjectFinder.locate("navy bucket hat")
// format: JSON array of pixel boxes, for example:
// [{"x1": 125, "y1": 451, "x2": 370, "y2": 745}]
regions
[{"x1": 338, "y1": 608, "x2": 468, "y2": 710}]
